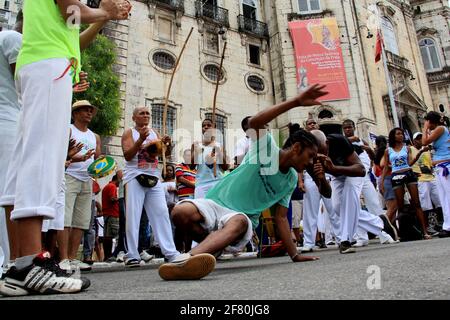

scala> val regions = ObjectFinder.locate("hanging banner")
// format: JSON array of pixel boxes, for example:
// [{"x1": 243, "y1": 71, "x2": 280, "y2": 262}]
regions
[{"x1": 289, "y1": 18, "x2": 350, "y2": 101}]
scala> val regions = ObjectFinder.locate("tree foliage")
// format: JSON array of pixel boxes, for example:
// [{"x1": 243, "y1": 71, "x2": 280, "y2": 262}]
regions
[{"x1": 74, "y1": 34, "x2": 122, "y2": 136}]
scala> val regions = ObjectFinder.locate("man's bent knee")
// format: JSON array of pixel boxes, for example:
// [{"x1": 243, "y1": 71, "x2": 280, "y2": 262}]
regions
[{"x1": 225, "y1": 215, "x2": 249, "y2": 236}]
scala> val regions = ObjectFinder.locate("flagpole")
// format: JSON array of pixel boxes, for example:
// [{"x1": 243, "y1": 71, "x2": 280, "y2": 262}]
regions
[{"x1": 381, "y1": 43, "x2": 399, "y2": 127}]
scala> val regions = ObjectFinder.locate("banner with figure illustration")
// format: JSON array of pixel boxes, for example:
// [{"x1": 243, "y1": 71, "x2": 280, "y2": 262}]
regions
[{"x1": 288, "y1": 18, "x2": 350, "y2": 101}]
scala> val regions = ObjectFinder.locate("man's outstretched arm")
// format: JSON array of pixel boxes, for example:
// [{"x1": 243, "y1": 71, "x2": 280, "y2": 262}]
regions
[{"x1": 248, "y1": 84, "x2": 328, "y2": 132}]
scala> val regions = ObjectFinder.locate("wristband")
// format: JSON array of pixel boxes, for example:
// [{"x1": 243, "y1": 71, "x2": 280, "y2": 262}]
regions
[{"x1": 290, "y1": 253, "x2": 299, "y2": 261}]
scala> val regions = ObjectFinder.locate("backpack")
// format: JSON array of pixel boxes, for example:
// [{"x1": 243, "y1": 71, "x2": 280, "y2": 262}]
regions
[{"x1": 396, "y1": 205, "x2": 423, "y2": 242}]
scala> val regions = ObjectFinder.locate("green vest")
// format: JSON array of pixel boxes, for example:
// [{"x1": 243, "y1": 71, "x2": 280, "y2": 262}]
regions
[{"x1": 16, "y1": 0, "x2": 81, "y2": 81}]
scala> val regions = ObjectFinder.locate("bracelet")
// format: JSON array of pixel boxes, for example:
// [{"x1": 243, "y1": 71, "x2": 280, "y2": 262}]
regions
[{"x1": 290, "y1": 253, "x2": 299, "y2": 261}]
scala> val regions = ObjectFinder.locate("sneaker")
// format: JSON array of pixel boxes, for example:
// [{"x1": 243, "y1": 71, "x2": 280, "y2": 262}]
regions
[
  {"x1": 139, "y1": 251, "x2": 155, "y2": 263},
  {"x1": 299, "y1": 245, "x2": 316, "y2": 253},
  {"x1": 438, "y1": 230, "x2": 450, "y2": 238},
  {"x1": 352, "y1": 240, "x2": 369, "y2": 247},
  {"x1": 326, "y1": 241, "x2": 337, "y2": 247},
  {"x1": 58, "y1": 259, "x2": 73, "y2": 275},
  {"x1": 0, "y1": 252, "x2": 89, "y2": 297},
  {"x1": 124, "y1": 258, "x2": 141, "y2": 268},
  {"x1": 426, "y1": 227, "x2": 439, "y2": 237},
  {"x1": 70, "y1": 259, "x2": 92, "y2": 272},
  {"x1": 379, "y1": 231, "x2": 400, "y2": 244},
  {"x1": 339, "y1": 241, "x2": 356, "y2": 254},
  {"x1": 116, "y1": 251, "x2": 126, "y2": 263},
  {"x1": 380, "y1": 214, "x2": 398, "y2": 241},
  {"x1": 158, "y1": 253, "x2": 216, "y2": 281}
]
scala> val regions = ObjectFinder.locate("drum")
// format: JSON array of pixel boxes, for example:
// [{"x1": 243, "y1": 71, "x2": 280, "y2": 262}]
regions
[
  {"x1": 147, "y1": 140, "x2": 164, "y2": 158},
  {"x1": 87, "y1": 156, "x2": 116, "y2": 178}
]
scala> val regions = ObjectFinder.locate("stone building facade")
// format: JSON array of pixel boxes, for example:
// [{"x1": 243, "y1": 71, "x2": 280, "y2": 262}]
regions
[
  {"x1": 412, "y1": 0, "x2": 450, "y2": 117},
  {"x1": 1, "y1": 0, "x2": 448, "y2": 163}
]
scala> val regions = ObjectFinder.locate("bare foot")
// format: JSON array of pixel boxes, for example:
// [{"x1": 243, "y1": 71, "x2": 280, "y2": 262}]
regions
[
  {"x1": 293, "y1": 255, "x2": 320, "y2": 262},
  {"x1": 424, "y1": 234, "x2": 432, "y2": 240}
]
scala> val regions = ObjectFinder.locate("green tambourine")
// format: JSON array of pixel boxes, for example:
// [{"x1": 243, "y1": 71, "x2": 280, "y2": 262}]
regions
[{"x1": 87, "y1": 156, "x2": 116, "y2": 178}]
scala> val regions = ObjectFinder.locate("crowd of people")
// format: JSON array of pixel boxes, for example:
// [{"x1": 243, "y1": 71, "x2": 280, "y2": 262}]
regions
[{"x1": 0, "y1": 0, "x2": 449, "y2": 297}]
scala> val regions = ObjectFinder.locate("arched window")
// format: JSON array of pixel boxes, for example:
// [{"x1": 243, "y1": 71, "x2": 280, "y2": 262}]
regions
[
  {"x1": 419, "y1": 38, "x2": 441, "y2": 72},
  {"x1": 381, "y1": 17, "x2": 399, "y2": 55},
  {"x1": 318, "y1": 110, "x2": 333, "y2": 119}
]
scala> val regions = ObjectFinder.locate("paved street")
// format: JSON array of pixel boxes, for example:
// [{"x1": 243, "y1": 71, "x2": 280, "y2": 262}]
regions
[{"x1": 2, "y1": 238, "x2": 450, "y2": 300}]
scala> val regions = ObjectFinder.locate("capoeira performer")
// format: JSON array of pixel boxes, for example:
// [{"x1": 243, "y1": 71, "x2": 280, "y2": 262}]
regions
[
  {"x1": 121, "y1": 106, "x2": 212, "y2": 275},
  {"x1": 342, "y1": 119, "x2": 384, "y2": 246},
  {"x1": 300, "y1": 118, "x2": 335, "y2": 252},
  {"x1": 421, "y1": 111, "x2": 450, "y2": 238},
  {"x1": 309, "y1": 130, "x2": 398, "y2": 254},
  {"x1": 158, "y1": 84, "x2": 329, "y2": 281},
  {"x1": 192, "y1": 118, "x2": 230, "y2": 199}
]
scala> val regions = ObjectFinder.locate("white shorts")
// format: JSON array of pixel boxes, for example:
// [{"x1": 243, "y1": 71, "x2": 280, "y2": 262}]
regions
[{"x1": 179, "y1": 199, "x2": 253, "y2": 253}]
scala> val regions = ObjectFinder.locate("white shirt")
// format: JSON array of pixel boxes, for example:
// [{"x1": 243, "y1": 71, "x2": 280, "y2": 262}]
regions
[
  {"x1": 66, "y1": 125, "x2": 97, "y2": 182},
  {"x1": 234, "y1": 136, "x2": 250, "y2": 164},
  {"x1": 123, "y1": 128, "x2": 160, "y2": 184}
]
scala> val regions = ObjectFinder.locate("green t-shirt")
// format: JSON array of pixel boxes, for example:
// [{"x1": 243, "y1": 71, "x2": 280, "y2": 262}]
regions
[
  {"x1": 16, "y1": 0, "x2": 81, "y2": 80},
  {"x1": 206, "y1": 133, "x2": 298, "y2": 229}
]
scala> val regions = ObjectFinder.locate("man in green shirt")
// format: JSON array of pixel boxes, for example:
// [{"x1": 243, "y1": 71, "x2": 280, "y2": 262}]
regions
[
  {"x1": 0, "y1": 0, "x2": 131, "y2": 297},
  {"x1": 158, "y1": 85, "x2": 330, "y2": 281}
]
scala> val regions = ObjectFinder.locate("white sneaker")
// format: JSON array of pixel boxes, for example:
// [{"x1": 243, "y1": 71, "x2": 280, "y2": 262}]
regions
[
  {"x1": 299, "y1": 245, "x2": 316, "y2": 253},
  {"x1": 139, "y1": 251, "x2": 155, "y2": 263},
  {"x1": 379, "y1": 231, "x2": 400, "y2": 244},
  {"x1": 353, "y1": 240, "x2": 369, "y2": 247},
  {"x1": 116, "y1": 251, "x2": 126, "y2": 263},
  {"x1": 169, "y1": 253, "x2": 191, "y2": 264},
  {"x1": 59, "y1": 259, "x2": 72, "y2": 274},
  {"x1": 70, "y1": 259, "x2": 92, "y2": 272}
]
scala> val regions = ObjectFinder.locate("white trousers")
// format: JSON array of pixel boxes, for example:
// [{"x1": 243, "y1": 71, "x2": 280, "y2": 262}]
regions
[
  {"x1": 0, "y1": 59, "x2": 72, "y2": 220},
  {"x1": 125, "y1": 178, "x2": 179, "y2": 261},
  {"x1": 0, "y1": 120, "x2": 18, "y2": 267},
  {"x1": 317, "y1": 204, "x2": 335, "y2": 244},
  {"x1": 42, "y1": 179, "x2": 66, "y2": 232},
  {"x1": 302, "y1": 174, "x2": 337, "y2": 247},
  {"x1": 331, "y1": 176, "x2": 383, "y2": 242},
  {"x1": 418, "y1": 180, "x2": 441, "y2": 211},
  {"x1": 361, "y1": 172, "x2": 384, "y2": 216},
  {"x1": 435, "y1": 166, "x2": 450, "y2": 231}
]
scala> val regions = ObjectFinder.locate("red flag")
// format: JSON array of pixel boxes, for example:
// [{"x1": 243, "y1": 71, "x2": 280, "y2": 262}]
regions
[{"x1": 375, "y1": 30, "x2": 383, "y2": 63}]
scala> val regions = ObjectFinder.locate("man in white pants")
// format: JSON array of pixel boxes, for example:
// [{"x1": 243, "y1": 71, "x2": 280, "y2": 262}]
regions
[
  {"x1": 121, "y1": 106, "x2": 213, "y2": 277},
  {"x1": 310, "y1": 131, "x2": 398, "y2": 254},
  {"x1": 0, "y1": 13, "x2": 23, "y2": 275},
  {"x1": 343, "y1": 119, "x2": 384, "y2": 247},
  {"x1": 0, "y1": 0, "x2": 131, "y2": 297},
  {"x1": 342, "y1": 120, "x2": 383, "y2": 216}
]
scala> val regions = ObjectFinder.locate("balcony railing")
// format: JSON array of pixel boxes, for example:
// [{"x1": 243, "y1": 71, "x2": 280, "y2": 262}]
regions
[
  {"x1": 150, "y1": 0, "x2": 184, "y2": 12},
  {"x1": 427, "y1": 66, "x2": 450, "y2": 84},
  {"x1": 195, "y1": 1, "x2": 229, "y2": 27},
  {"x1": 385, "y1": 50, "x2": 412, "y2": 76},
  {"x1": 237, "y1": 15, "x2": 268, "y2": 38}
]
